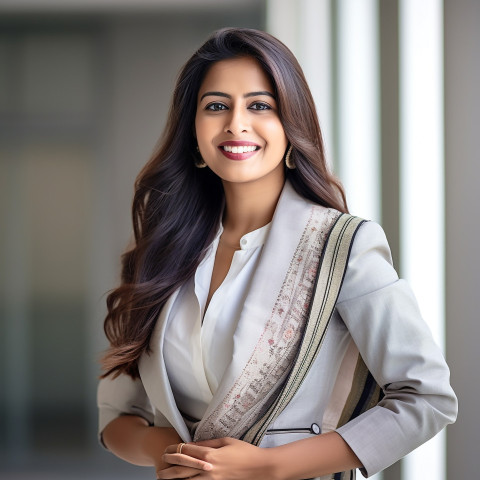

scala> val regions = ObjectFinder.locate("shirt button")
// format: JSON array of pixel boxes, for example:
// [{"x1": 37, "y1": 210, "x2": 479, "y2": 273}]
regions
[
  {"x1": 240, "y1": 238, "x2": 247, "y2": 246},
  {"x1": 310, "y1": 423, "x2": 321, "y2": 435}
]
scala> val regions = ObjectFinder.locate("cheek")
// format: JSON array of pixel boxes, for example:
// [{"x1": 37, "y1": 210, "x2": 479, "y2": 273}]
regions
[
  {"x1": 263, "y1": 120, "x2": 288, "y2": 148},
  {"x1": 195, "y1": 117, "x2": 217, "y2": 147}
]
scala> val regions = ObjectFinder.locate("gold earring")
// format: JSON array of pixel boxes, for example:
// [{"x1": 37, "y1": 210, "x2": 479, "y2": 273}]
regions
[
  {"x1": 195, "y1": 146, "x2": 207, "y2": 168},
  {"x1": 285, "y1": 145, "x2": 295, "y2": 169}
]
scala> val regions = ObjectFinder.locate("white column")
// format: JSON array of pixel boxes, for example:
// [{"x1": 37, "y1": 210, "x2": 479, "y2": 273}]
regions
[
  {"x1": 266, "y1": 0, "x2": 299, "y2": 55},
  {"x1": 297, "y1": 0, "x2": 334, "y2": 165},
  {"x1": 399, "y1": 0, "x2": 445, "y2": 478},
  {"x1": 336, "y1": 0, "x2": 380, "y2": 222}
]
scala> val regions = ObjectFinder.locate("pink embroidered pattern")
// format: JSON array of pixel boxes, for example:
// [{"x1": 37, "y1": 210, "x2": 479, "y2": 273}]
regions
[{"x1": 193, "y1": 206, "x2": 340, "y2": 441}]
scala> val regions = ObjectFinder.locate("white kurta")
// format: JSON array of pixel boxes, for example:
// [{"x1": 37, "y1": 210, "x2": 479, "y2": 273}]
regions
[{"x1": 163, "y1": 223, "x2": 271, "y2": 422}]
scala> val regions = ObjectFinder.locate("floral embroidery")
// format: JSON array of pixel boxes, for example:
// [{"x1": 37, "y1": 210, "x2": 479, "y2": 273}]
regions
[{"x1": 193, "y1": 207, "x2": 340, "y2": 441}]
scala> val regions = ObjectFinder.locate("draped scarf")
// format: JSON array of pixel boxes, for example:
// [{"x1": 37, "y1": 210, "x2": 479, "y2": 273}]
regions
[{"x1": 193, "y1": 206, "x2": 341, "y2": 441}]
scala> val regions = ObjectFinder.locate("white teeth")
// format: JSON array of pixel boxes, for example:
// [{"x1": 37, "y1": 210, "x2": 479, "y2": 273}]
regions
[{"x1": 222, "y1": 145, "x2": 257, "y2": 153}]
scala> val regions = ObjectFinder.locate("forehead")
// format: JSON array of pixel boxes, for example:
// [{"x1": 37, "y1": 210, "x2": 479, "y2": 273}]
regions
[{"x1": 198, "y1": 56, "x2": 274, "y2": 95}]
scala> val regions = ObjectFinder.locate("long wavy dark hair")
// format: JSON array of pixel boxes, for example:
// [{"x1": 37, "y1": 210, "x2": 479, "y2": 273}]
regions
[{"x1": 101, "y1": 27, "x2": 348, "y2": 379}]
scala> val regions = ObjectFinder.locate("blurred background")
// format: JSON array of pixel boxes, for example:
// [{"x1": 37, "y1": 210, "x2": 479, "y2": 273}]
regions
[{"x1": 0, "y1": 0, "x2": 477, "y2": 479}]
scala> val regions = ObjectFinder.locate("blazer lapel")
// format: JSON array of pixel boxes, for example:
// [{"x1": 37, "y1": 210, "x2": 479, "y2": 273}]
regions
[{"x1": 138, "y1": 290, "x2": 192, "y2": 442}]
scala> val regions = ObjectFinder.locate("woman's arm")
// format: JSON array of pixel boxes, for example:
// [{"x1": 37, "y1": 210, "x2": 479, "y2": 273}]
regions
[
  {"x1": 333, "y1": 222, "x2": 457, "y2": 475},
  {"x1": 267, "y1": 431, "x2": 361, "y2": 479},
  {"x1": 102, "y1": 416, "x2": 214, "y2": 476},
  {"x1": 98, "y1": 374, "x2": 212, "y2": 473},
  {"x1": 102, "y1": 415, "x2": 181, "y2": 468}
]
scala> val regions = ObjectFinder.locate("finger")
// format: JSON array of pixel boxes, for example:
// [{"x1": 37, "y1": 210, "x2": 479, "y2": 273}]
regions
[
  {"x1": 164, "y1": 443, "x2": 186, "y2": 454},
  {"x1": 163, "y1": 453, "x2": 212, "y2": 471},
  {"x1": 163, "y1": 441, "x2": 198, "y2": 455},
  {"x1": 156, "y1": 465, "x2": 202, "y2": 479},
  {"x1": 166, "y1": 443, "x2": 215, "y2": 459},
  {"x1": 164, "y1": 444, "x2": 175, "y2": 454}
]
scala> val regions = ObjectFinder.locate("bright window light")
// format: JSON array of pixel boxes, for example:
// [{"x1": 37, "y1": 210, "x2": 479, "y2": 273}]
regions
[
  {"x1": 399, "y1": 0, "x2": 445, "y2": 478},
  {"x1": 337, "y1": 0, "x2": 380, "y2": 222}
]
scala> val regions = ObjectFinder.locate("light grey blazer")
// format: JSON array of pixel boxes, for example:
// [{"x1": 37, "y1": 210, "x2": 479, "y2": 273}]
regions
[{"x1": 98, "y1": 182, "x2": 457, "y2": 478}]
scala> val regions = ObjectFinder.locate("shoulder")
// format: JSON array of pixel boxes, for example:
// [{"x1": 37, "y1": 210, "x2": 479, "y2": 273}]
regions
[
  {"x1": 349, "y1": 219, "x2": 393, "y2": 266},
  {"x1": 337, "y1": 219, "x2": 399, "y2": 303}
]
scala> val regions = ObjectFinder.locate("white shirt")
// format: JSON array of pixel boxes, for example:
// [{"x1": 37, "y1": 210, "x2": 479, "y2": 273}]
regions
[{"x1": 163, "y1": 222, "x2": 271, "y2": 422}]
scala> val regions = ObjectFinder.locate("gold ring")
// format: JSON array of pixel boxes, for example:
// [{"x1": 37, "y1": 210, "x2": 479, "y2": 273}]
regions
[{"x1": 176, "y1": 442, "x2": 186, "y2": 454}]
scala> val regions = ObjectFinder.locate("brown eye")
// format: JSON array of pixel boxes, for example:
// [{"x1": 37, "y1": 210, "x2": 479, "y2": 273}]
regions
[
  {"x1": 206, "y1": 102, "x2": 228, "y2": 111},
  {"x1": 249, "y1": 102, "x2": 271, "y2": 111}
]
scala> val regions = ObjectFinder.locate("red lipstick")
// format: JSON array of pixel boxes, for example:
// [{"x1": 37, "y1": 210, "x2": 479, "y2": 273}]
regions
[{"x1": 218, "y1": 141, "x2": 261, "y2": 161}]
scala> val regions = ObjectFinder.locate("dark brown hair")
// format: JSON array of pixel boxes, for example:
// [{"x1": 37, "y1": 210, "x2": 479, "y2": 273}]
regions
[{"x1": 101, "y1": 27, "x2": 347, "y2": 379}]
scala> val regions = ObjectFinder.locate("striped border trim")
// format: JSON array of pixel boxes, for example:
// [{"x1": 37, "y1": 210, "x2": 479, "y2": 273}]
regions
[
  {"x1": 333, "y1": 470, "x2": 354, "y2": 480},
  {"x1": 336, "y1": 356, "x2": 384, "y2": 428},
  {"x1": 242, "y1": 214, "x2": 365, "y2": 445}
]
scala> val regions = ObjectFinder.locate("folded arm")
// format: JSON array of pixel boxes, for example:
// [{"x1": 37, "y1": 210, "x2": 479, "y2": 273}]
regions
[{"x1": 102, "y1": 415, "x2": 181, "y2": 468}]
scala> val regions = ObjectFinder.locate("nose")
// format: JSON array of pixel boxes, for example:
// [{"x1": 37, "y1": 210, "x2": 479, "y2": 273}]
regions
[{"x1": 224, "y1": 104, "x2": 250, "y2": 135}]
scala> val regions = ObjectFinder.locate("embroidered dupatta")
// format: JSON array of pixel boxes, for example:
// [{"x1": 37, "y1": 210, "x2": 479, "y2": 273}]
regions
[{"x1": 193, "y1": 203, "x2": 340, "y2": 441}]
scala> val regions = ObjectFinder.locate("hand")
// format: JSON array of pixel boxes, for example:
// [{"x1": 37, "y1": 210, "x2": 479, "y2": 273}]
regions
[
  {"x1": 156, "y1": 441, "x2": 213, "y2": 479},
  {"x1": 157, "y1": 437, "x2": 277, "y2": 480}
]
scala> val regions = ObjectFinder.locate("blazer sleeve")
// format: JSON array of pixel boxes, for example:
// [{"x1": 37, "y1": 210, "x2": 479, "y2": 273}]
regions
[
  {"x1": 334, "y1": 221, "x2": 458, "y2": 477},
  {"x1": 97, "y1": 372, "x2": 172, "y2": 446}
]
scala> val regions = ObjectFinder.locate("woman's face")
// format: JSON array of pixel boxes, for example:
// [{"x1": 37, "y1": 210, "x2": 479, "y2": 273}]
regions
[{"x1": 195, "y1": 56, "x2": 288, "y2": 186}]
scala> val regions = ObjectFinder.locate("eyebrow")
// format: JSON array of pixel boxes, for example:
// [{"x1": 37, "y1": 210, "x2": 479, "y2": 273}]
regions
[{"x1": 199, "y1": 90, "x2": 275, "y2": 101}]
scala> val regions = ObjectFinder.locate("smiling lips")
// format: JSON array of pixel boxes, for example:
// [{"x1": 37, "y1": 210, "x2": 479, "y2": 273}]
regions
[{"x1": 218, "y1": 141, "x2": 260, "y2": 160}]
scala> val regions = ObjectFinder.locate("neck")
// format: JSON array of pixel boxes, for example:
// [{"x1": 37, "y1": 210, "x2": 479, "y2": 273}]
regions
[{"x1": 221, "y1": 172, "x2": 285, "y2": 239}]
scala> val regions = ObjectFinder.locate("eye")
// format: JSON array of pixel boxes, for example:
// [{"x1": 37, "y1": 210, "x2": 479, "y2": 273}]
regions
[
  {"x1": 248, "y1": 101, "x2": 272, "y2": 111},
  {"x1": 205, "y1": 102, "x2": 228, "y2": 111}
]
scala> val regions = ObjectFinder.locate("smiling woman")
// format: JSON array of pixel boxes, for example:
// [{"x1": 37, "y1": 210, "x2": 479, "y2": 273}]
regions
[
  {"x1": 195, "y1": 56, "x2": 288, "y2": 187},
  {"x1": 97, "y1": 28, "x2": 457, "y2": 480}
]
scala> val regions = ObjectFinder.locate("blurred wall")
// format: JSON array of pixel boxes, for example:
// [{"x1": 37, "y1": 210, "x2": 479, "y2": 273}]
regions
[
  {"x1": 444, "y1": 0, "x2": 480, "y2": 477},
  {"x1": 0, "y1": 4, "x2": 265, "y2": 475}
]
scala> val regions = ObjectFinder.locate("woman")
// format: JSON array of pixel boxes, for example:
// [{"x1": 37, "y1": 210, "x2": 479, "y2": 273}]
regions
[{"x1": 97, "y1": 28, "x2": 457, "y2": 479}]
